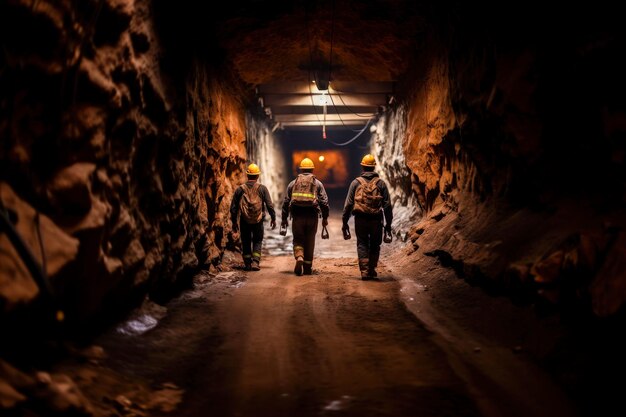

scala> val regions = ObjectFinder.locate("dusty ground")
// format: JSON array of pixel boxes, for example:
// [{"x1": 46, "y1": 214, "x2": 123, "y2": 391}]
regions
[
  {"x1": 45, "y1": 214, "x2": 598, "y2": 417},
  {"x1": 76, "y1": 255, "x2": 482, "y2": 417}
]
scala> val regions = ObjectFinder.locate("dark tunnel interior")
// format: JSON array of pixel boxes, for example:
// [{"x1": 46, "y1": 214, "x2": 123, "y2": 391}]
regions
[{"x1": 1, "y1": 1, "x2": 626, "y2": 416}]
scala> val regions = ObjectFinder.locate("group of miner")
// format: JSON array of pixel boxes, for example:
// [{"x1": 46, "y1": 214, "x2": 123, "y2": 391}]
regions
[{"x1": 229, "y1": 154, "x2": 393, "y2": 280}]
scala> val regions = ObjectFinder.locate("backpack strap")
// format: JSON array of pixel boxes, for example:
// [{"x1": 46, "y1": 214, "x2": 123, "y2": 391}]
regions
[
  {"x1": 292, "y1": 175, "x2": 317, "y2": 196},
  {"x1": 296, "y1": 173, "x2": 317, "y2": 183},
  {"x1": 241, "y1": 183, "x2": 262, "y2": 206},
  {"x1": 244, "y1": 182, "x2": 261, "y2": 192},
  {"x1": 356, "y1": 176, "x2": 379, "y2": 187}
]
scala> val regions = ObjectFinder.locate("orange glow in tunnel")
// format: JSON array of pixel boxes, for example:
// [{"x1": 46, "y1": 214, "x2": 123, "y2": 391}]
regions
[{"x1": 292, "y1": 150, "x2": 349, "y2": 188}]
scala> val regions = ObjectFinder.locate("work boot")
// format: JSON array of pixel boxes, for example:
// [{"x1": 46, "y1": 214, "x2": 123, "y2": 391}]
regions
[
  {"x1": 243, "y1": 262, "x2": 252, "y2": 271},
  {"x1": 251, "y1": 259, "x2": 261, "y2": 271},
  {"x1": 359, "y1": 258, "x2": 370, "y2": 280},
  {"x1": 303, "y1": 263, "x2": 312, "y2": 275},
  {"x1": 368, "y1": 253, "x2": 379, "y2": 278},
  {"x1": 294, "y1": 256, "x2": 304, "y2": 276}
]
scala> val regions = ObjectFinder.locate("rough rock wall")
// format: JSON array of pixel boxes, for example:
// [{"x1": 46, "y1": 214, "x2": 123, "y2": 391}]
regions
[
  {"x1": 371, "y1": 104, "x2": 420, "y2": 236},
  {"x1": 245, "y1": 113, "x2": 287, "y2": 207},
  {"x1": 0, "y1": 0, "x2": 248, "y2": 331},
  {"x1": 399, "y1": 5, "x2": 626, "y2": 318}
]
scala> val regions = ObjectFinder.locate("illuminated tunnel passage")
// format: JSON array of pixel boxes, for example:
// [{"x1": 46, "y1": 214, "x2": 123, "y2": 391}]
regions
[
  {"x1": 263, "y1": 127, "x2": 372, "y2": 258},
  {"x1": 1, "y1": 1, "x2": 626, "y2": 417}
]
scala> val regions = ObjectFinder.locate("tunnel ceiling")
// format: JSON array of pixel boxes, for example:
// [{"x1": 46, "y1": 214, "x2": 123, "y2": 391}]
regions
[{"x1": 214, "y1": 0, "x2": 426, "y2": 130}]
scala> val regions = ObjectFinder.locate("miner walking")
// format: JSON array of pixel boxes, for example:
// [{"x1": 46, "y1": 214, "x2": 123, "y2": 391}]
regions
[
  {"x1": 230, "y1": 163, "x2": 276, "y2": 271},
  {"x1": 342, "y1": 154, "x2": 393, "y2": 280},
  {"x1": 281, "y1": 157, "x2": 330, "y2": 276}
]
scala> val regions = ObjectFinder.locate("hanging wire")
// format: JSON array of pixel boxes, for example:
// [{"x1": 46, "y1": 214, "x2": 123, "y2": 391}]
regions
[
  {"x1": 327, "y1": 118, "x2": 374, "y2": 146},
  {"x1": 34, "y1": 211, "x2": 47, "y2": 277},
  {"x1": 304, "y1": 3, "x2": 317, "y2": 85},
  {"x1": 328, "y1": 92, "x2": 372, "y2": 132},
  {"x1": 327, "y1": 0, "x2": 335, "y2": 87},
  {"x1": 303, "y1": 0, "x2": 376, "y2": 136},
  {"x1": 334, "y1": 91, "x2": 377, "y2": 117},
  {"x1": 304, "y1": 3, "x2": 325, "y2": 129},
  {"x1": 0, "y1": 200, "x2": 54, "y2": 302},
  {"x1": 307, "y1": 71, "x2": 324, "y2": 126},
  {"x1": 322, "y1": 0, "x2": 331, "y2": 141},
  {"x1": 322, "y1": 92, "x2": 327, "y2": 139}
]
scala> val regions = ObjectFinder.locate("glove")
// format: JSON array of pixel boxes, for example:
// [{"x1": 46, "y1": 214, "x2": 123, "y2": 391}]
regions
[
  {"x1": 270, "y1": 219, "x2": 276, "y2": 230},
  {"x1": 383, "y1": 224, "x2": 392, "y2": 243},
  {"x1": 342, "y1": 223, "x2": 351, "y2": 240},
  {"x1": 322, "y1": 218, "x2": 328, "y2": 227}
]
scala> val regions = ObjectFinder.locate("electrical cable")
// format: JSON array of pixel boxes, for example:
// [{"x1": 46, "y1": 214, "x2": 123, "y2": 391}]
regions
[
  {"x1": 335, "y1": 91, "x2": 377, "y2": 117},
  {"x1": 303, "y1": 0, "x2": 375, "y2": 136},
  {"x1": 328, "y1": 92, "x2": 371, "y2": 132},
  {"x1": 304, "y1": 4, "x2": 325, "y2": 129},
  {"x1": 327, "y1": 0, "x2": 335, "y2": 88},
  {"x1": 34, "y1": 211, "x2": 47, "y2": 280},
  {"x1": 307, "y1": 70, "x2": 324, "y2": 126},
  {"x1": 327, "y1": 117, "x2": 373, "y2": 146},
  {"x1": 0, "y1": 202, "x2": 53, "y2": 301}
]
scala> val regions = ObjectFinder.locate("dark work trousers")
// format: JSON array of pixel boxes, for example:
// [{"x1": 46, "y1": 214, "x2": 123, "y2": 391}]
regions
[
  {"x1": 240, "y1": 221, "x2": 264, "y2": 264},
  {"x1": 355, "y1": 214, "x2": 383, "y2": 270},
  {"x1": 291, "y1": 211, "x2": 319, "y2": 267}
]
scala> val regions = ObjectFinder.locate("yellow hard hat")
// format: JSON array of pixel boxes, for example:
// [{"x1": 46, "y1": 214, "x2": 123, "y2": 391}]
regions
[
  {"x1": 360, "y1": 154, "x2": 376, "y2": 167},
  {"x1": 300, "y1": 158, "x2": 315, "y2": 169},
  {"x1": 246, "y1": 163, "x2": 261, "y2": 175}
]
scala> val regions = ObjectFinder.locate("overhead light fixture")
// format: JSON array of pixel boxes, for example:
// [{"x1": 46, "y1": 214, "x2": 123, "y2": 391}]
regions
[
  {"x1": 312, "y1": 70, "x2": 329, "y2": 91},
  {"x1": 316, "y1": 79, "x2": 329, "y2": 91},
  {"x1": 318, "y1": 155, "x2": 325, "y2": 162},
  {"x1": 313, "y1": 92, "x2": 329, "y2": 106}
]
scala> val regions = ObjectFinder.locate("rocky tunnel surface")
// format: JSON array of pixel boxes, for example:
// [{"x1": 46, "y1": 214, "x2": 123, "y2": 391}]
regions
[{"x1": 1, "y1": 1, "x2": 625, "y2": 416}]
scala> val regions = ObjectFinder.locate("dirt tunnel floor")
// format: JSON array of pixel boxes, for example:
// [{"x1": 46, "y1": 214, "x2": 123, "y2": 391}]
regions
[
  {"x1": 52, "y1": 216, "x2": 582, "y2": 417},
  {"x1": 94, "y1": 256, "x2": 485, "y2": 417},
  {"x1": 58, "y1": 256, "x2": 581, "y2": 417}
]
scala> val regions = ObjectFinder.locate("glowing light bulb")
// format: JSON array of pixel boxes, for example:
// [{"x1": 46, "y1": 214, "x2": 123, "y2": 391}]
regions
[
  {"x1": 315, "y1": 93, "x2": 328, "y2": 106},
  {"x1": 319, "y1": 155, "x2": 325, "y2": 162}
]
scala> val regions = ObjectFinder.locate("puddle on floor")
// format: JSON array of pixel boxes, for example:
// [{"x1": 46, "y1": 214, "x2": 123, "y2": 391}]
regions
[
  {"x1": 323, "y1": 395, "x2": 354, "y2": 412},
  {"x1": 116, "y1": 300, "x2": 168, "y2": 336}
]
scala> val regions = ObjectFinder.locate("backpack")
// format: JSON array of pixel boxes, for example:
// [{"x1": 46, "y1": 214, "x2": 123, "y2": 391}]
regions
[
  {"x1": 353, "y1": 177, "x2": 383, "y2": 215},
  {"x1": 239, "y1": 183, "x2": 263, "y2": 224},
  {"x1": 290, "y1": 174, "x2": 318, "y2": 207}
]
